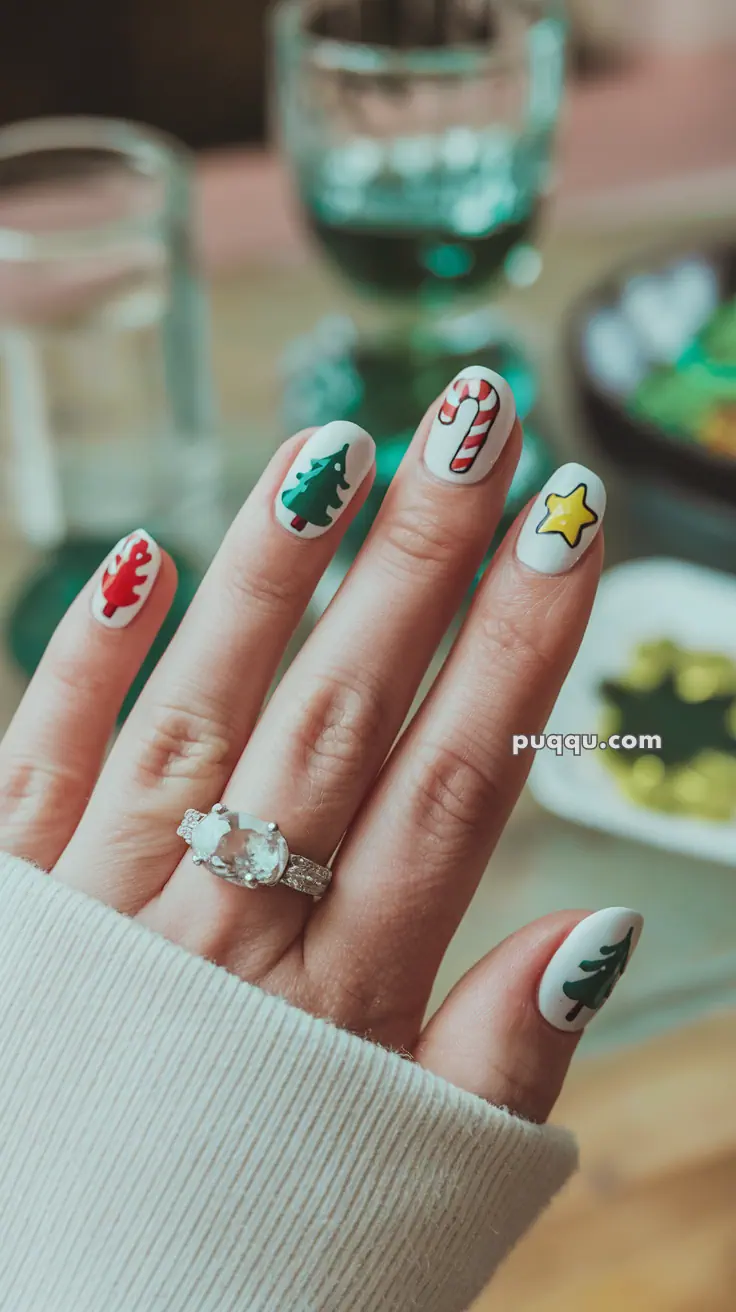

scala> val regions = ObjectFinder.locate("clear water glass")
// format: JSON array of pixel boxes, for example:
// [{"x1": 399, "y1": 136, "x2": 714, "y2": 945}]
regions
[
  {"x1": 0, "y1": 118, "x2": 221, "y2": 697},
  {"x1": 0, "y1": 117, "x2": 219, "y2": 555}
]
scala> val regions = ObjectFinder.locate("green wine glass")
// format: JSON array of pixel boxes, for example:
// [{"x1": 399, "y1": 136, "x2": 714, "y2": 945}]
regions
[{"x1": 272, "y1": 0, "x2": 565, "y2": 431}]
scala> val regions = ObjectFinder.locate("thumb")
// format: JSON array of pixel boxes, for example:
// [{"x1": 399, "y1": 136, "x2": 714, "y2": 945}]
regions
[{"x1": 414, "y1": 907, "x2": 643, "y2": 1123}]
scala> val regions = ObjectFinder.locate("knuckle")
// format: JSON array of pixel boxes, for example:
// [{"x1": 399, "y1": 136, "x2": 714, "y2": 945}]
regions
[
  {"x1": 478, "y1": 602, "x2": 557, "y2": 681},
  {"x1": 294, "y1": 669, "x2": 385, "y2": 800},
  {"x1": 133, "y1": 700, "x2": 232, "y2": 791},
  {"x1": 409, "y1": 741, "x2": 500, "y2": 854},
  {"x1": 50, "y1": 648, "x2": 111, "y2": 704},
  {"x1": 379, "y1": 500, "x2": 473, "y2": 581},
  {"x1": 223, "y1": 552, "x2": 305, "y2": 618},
  {"x1": 0, "y1": 756, "x2": 76, "y2": 834}
]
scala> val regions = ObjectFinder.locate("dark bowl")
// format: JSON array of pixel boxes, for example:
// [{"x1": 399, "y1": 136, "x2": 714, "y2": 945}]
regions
[{"x1": 568, "y1": 242, "x2": 736, "y2": 568}]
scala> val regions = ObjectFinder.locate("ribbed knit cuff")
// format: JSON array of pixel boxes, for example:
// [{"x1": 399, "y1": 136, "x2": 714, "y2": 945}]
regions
[{"x1": 0, "y1": 854, "x2": 577, "y2": 1312}]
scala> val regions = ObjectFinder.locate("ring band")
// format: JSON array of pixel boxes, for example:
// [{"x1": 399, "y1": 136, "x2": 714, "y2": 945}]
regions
[{"x1": 177, "y1": 805, "x2": 332, "y2": 900}]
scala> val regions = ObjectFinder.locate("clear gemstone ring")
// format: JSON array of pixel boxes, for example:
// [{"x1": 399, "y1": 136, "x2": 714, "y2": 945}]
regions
[{"x1": 176, "y1": 805, "x2": 332, "y2": 899}]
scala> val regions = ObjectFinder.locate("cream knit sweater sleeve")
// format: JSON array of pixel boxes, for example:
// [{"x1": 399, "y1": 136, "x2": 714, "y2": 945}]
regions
[{"x1": 0, "y1": 853, "x2": 577, "y2": 1312}]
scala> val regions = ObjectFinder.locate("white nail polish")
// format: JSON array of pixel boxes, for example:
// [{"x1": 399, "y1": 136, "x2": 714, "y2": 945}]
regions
[
  {"x1": 275, "y1": 421, "x2": 375, "y2": 539},
  {"x1": 91, "y1": 529, "x2": 161, "y2": 629},
  {"x1": 516, "y1": 462, "x2": 606, "y2": 575},
  {"x1": 424, "y1": 366, "x2": 516, "y2": 485},
  {"x1": 538, "y1": 907, "x2": 643, "y2": 1033}
]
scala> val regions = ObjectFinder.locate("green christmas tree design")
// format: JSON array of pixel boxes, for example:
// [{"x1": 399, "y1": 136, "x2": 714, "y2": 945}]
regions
[
  {"x1": 562, "y1": 927, "x2": 634, "y2": 1024},
  {"x1": 281, "y1": 444, "x2": 350, "y2": 533}
]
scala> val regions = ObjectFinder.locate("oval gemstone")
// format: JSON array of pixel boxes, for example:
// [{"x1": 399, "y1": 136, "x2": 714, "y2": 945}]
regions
[{"x1": 192, "y1": 809, "x2": 289, "y2": 886}]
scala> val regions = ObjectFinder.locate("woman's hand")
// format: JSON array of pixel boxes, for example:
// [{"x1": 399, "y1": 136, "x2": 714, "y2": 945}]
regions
[{"x1": 0, "y1": 368, "x2": 641, "y2": 1126}]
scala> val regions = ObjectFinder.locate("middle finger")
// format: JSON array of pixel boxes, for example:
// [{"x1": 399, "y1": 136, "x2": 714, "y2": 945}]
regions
[{"x1": 151, "y1": 368, "x2": 519, "y2": 966}]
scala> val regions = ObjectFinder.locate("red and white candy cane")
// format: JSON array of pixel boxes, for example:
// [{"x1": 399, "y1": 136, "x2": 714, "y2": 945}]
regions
[{"x1": 439, "y1": 376, "x2": 501, "y2": 474}]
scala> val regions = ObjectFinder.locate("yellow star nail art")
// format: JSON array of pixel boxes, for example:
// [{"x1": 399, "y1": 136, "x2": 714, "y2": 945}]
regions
[{"x1": 536, "y1": 483, "x2": 598, "y2": 549}]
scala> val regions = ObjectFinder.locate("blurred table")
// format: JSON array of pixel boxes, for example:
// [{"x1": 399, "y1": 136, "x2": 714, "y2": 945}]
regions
[
  {"x1": 475, "y1": 1010, "x2": 736, "y2": 1312},
  {"x1": 0, "y1": 47, "x2": 735, "y2": 1312}
]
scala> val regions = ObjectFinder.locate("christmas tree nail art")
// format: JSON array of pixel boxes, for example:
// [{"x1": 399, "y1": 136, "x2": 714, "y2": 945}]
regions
[
  {"x1": 91, "y1": 530, "x2": 161, "y2": 629},
  {"x1": 276, "y1": 421, "x2": 375, "y2": 539},
  {"x1": 561, "y1": 927, "x2": 633, "y2": 1024},
  {"x1": 281, "y1": 444, "x2": 349, "y2": 533},
  {"x1": 538, "y1": 908, "x2": 643, "y2": 1033}
]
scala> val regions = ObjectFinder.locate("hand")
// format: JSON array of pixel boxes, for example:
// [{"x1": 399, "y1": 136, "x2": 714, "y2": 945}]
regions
[{"x1": 0, "y1": 369, "x2": 640, "y2": 1125}]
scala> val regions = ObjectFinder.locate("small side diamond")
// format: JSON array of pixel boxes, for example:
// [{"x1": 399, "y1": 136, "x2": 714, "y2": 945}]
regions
[{"x1": 177, "y1": 809, "x2": 205, "y2": 844}]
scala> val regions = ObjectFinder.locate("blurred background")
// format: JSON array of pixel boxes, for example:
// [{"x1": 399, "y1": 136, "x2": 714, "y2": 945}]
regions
[{"x1": 0, "y1": 2, "x2": 734, "y2": 1308}]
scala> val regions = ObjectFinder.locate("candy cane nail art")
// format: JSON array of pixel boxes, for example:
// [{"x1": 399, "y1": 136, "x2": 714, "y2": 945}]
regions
[
  {"x1": 424, "y1": 366, "x2": 516, "y2": 485},
  {"x1": 91, "y1": 529, "x2": 161, "y2": 629}
]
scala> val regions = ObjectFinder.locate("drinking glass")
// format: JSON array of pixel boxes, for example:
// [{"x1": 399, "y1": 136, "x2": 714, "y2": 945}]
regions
[
  {"x1": 0, "y1": 118, "x2": 221, "y2": 705},
  {"x1": 272, "y1": 0, "x2": 565, "y2": 560}
]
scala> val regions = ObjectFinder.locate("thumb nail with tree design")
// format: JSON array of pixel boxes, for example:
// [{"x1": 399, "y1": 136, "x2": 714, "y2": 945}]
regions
[
  {"x1": 275, "y1": 421, "x2": 375, "y2": 540},
  {"x1": 538, "y1": 908, "x2": 643, "y2": 1033}
]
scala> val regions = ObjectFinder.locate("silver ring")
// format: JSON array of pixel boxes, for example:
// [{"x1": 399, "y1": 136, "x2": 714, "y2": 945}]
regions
[{"x1": 177, "y1": 805, "x2": 332, "y2": 900}]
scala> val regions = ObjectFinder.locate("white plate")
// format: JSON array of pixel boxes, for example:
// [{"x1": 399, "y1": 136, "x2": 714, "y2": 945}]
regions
[{"x1": 529, "y1": 558, "x2": 736, "y2": 864}]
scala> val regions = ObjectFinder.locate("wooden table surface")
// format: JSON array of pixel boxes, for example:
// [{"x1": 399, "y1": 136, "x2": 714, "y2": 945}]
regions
[{"x1": 474, "y1": 1011, "x2": 736, "y2": 1311}]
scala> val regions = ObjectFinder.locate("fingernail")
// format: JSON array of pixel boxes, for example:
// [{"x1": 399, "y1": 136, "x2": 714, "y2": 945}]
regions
[
  {"x1": 275, "y1": 420, "x2": 375, "y2": 539},
  {"x1": 516, "y1": 462, "x2": 606, "y2": 575},
  {"x1": 424, "y1": 366, "x2": 516, "y2": 485},
  {"x1": 538, "y1": 907, "x2": 643, "y2": 1033},
  {"x1": 91, "y1": 529, "x2": 161, "y2": 629}
]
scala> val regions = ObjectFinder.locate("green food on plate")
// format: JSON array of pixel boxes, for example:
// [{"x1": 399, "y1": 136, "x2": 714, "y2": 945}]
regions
[{"x1": 630, "y1": 297, "x2": 736, "y2": 458}]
